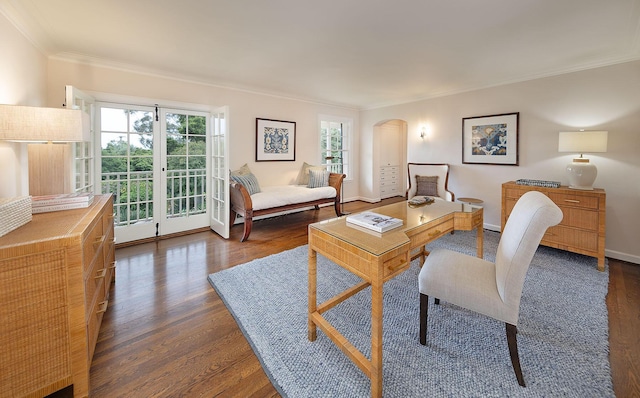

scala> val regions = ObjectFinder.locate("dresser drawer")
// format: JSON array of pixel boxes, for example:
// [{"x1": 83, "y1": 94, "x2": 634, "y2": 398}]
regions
[
  {"x1": 543, "y1": 225, "x2": 599, "y2": 252},
  {"x1": 85, "y1": 247, "x2": 106, "y2": 316},
  {"x1": 557, "y1": 207, "x2": 598, "y2": 230},
  {"x1": 83, "y1": 216, "x2": 106, "y2": 272},
  {"x1": 87, "y1": 297, "x2": 108, "y2": 361},
  {"x1": 548, "y1": 192, "x2": 599, "y2": 210}
]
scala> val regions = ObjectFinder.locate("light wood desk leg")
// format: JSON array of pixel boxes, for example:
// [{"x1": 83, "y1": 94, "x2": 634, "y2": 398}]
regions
[
  {"x1": 370, "y1": 263, "x2": 384, "y2": 398},
  {"x1": 308, "y1": 247, "x2": 317, "y2": 341},
  {"x1": 476, "y1": 224, "x2": 484, "y2": 259}
]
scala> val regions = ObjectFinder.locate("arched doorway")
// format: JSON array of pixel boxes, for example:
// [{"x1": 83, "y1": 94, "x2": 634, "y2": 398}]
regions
[{"x1": 373, "y1": 119, "x2": 408, "y2": 200}]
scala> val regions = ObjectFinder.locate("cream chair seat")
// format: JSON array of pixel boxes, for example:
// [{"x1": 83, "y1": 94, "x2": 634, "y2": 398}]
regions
[
  {"x1": 418, "y1": 191, "x2": 563, "y2": 387},
  {"x1": 406, "y1": 163, "x2": 454, "y2": 201}
]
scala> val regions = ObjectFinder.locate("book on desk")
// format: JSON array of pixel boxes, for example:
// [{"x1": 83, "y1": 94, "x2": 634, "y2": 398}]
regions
[{"x1": 346, "y1": 211, "x2": 403, "y2": 233}]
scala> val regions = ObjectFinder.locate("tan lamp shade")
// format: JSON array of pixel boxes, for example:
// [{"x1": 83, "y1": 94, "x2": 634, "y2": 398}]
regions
[{"x1": 0, "y1": 104, "x2": 87, "y2": 142}]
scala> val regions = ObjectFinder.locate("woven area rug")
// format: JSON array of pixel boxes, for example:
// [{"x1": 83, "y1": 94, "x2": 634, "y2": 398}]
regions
[{"x1": 208, "y1": 230, "x2": 613, "y2": 397}]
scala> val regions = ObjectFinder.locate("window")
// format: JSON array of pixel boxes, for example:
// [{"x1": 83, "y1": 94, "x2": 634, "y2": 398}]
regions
[{"x1": 319, "y1": 115, "x2": 351, "y2": 179}]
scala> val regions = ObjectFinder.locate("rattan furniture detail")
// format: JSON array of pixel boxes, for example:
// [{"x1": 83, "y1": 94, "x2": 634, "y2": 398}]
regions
[
  {"x1": 0, "y1": 194, "x2": 115, "y2": 398},
  {"x1": 502, "y1": 181, "x2": 606, "y2": 271}
]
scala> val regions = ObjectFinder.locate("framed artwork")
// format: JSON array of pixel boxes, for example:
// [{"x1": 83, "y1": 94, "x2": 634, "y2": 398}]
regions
[
  {"x1": 462, "y1": 112, "x2": 519, "y2": 165},
  {"x1": 255, "y1": 118, "x2": 296, "y2": 162}
]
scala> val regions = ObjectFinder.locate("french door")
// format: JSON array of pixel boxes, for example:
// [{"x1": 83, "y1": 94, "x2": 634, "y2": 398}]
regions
[{"x1": 97, "y1": 103, "x2": 213, "y2": 243}]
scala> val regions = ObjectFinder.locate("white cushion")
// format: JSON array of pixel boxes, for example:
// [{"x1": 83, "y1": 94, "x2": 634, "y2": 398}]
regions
[{"x1": 251, "y1": 185, "x2": 337, "y2": 211}]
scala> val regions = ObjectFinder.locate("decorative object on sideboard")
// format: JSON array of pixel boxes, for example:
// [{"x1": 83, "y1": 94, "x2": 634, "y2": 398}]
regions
[
  {"x1": 558, "y1": 130, "x2": 608, "y2": 190},
  {"x1": 0, "y1": 197, "x2": 32, "y2": 237},
  {"x1": 0, "y1": 104, "x2": 88, "y2": 196},
  {"x1": 515, "y1": 179, "x2": 561, "y2": 188}
]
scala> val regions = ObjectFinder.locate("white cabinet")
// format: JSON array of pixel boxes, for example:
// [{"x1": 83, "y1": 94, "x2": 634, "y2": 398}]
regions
[{"x1": 380, "y1": 165, "x2": 401, "y2": 198}]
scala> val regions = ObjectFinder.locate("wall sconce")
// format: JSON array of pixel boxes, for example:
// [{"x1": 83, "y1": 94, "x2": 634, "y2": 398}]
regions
[
  {"x1": 420, "y1": 126, "x2": 427, "y2": 139},
  {"x1": 0, "y1": 104, "x2": 87, "y2": 195},
  {"x1": 558, "y1": 130, "x2": 608, "y2": 190}
]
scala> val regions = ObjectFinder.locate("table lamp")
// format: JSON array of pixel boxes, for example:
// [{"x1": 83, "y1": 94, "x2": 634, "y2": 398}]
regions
[
  {"x1": 558, "y1": 130, "x2": 607, "y2": 190},
  {"x1": 0, "y1": 104, "x2": 87, "y2": 195}
]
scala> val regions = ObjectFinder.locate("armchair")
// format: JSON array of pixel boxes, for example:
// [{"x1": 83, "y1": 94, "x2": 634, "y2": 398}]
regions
[
  {"x1": 418, "y1": 191, "x2": 563, "y2": 386},
  {"x1": 406, "y1": 163, "x2": 454, "y2": 201}
]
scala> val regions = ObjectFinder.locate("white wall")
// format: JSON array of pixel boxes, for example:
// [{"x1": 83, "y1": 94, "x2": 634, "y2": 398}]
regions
[
  {"x1": 361, "y1": 60, "x2": 640, "y2": 263},
  {"x1": 0, "y1": 12, "x2": 48, "y2": 197},
  {"x1": 3, "y1": 10, "x2": 638, "y2": 263}
]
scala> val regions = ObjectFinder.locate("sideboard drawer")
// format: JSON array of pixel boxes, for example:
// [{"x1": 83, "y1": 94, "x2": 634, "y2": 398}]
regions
[{"x1": 548, "y1": 192, "x2": 599, "y2": 210}]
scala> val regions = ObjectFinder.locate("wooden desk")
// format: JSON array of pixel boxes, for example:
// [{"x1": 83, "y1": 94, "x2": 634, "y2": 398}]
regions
[{"x1": 308, "y1": 200, "x2": 483, "y2": 398}]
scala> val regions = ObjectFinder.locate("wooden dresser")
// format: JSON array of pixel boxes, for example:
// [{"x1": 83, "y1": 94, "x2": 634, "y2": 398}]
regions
[
  {"x1": 0, "y1": 194, "x2": 115, "y2": 398},
  {"x1": 501, "y1": 182, "x2": 606, "y2": 271}
]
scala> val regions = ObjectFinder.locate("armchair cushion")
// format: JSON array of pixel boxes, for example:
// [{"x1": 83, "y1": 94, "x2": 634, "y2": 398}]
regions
[{"x1": 415, "y1": 175, "x2": 439, "y2": 197}]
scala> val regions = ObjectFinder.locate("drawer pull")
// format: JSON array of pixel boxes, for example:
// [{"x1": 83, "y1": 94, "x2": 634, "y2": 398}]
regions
[
  {"x1": 428, "y1": 229, "x2": 442, "y2": 238},
  {"x1": 564, "y1": 199, "x2": 580, "y2": 204},
  {"x1": 95, "y1": 268, "x2": 107, "y2": 279},
  {"x1": 109, "y1": 260, "x2": 117, "y2": 270},
  {"x1": 387, "y1": 260, "x2": 407, "y2": 272},
  {"x1": 94, "y1": 236, "x2": 104, "y2": 247},
  {"x1": 97, "y1": 300, "x2": 108, "y2": 314}
]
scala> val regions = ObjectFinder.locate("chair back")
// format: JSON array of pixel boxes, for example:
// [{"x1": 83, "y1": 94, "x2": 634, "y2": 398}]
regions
[
  {"x1": 495, "y1": 191, "x2": 563, "y2": 310},
  {"x1": 406, "y1": 163, "x2": 453, "y2": 201}
]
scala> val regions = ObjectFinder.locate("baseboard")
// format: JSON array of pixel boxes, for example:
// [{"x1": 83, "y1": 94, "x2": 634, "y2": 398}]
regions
[{"x1": 605, "y1": 249, "x2": 640, "y2": 265}]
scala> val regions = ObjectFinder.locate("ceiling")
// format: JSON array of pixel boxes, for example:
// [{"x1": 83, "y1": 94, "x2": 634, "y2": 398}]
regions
[{"x1": 2, "y1": 0, "x2": 640, "y2": 109}]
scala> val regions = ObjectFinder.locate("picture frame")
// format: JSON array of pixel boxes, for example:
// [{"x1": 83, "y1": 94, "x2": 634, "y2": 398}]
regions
[
  {"x1": 462, "y1": 112, "x2": 519, "y2": 165},
  {"x1": 255, "y1": 118, "x2": 296, "y2": 162}
]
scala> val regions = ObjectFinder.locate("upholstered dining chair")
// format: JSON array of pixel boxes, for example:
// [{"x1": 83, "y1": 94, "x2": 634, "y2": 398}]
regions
[
  {"x1": 418, "y1": 190, "x2": 563, "y2": 387},
  {"x1": 406, "y1": 163, "x2": 454, "y2": 202}
]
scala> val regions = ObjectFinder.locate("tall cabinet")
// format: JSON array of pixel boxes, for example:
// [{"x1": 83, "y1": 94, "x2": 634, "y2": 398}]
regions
[
  {"x1": 0, "y1": 195, "x2": 115, "y2": 398},
  {"x1": 378, "y1": 121, "x2": 403, "y2": 199}
]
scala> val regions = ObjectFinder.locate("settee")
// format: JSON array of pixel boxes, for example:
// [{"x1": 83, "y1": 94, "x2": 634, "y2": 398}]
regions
[{"x1": 229, "y1": 163, "x2": 345, "y2": 241}]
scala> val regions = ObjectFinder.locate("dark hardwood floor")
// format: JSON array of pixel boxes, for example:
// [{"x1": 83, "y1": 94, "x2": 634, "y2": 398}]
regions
[{"x1": 52, "y1": 197, "x2": 639, "y2": 397}]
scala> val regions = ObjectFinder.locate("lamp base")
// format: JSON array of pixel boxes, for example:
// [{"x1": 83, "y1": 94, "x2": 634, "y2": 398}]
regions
[{"x1": 566, "y1": 158, "x2": 597, "y2": 190}]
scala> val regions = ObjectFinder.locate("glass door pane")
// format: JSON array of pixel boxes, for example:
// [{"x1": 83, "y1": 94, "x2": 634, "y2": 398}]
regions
[
  {"x1": 160, "y1": 109, "x2": 210, "y2": 235},
  {"x1": 98, "y1": 105, "x2": 158, "y2": 243}
]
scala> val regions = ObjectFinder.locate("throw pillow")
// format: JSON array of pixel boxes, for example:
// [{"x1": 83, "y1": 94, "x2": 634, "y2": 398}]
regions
[
  {"x1": 307, "y1": 169, "x2": 330, "y2": 188},
  {"x1": 415, "y1": 175, "x2": 439, "y2": 197},
  {"x1": 231, "y1": 172, "x2": 261, "y2": 195},
  {"x1": 297, "y1": 162, "x2": 326, "y2": 185},
  {"x1": 230, "y1": 163, "x2": 252, "y2": 178}
]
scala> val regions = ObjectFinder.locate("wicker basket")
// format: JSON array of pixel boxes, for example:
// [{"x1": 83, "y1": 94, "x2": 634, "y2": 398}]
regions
[{"x1": 0, "y1": 197, "x2": 32, "y2": 237}]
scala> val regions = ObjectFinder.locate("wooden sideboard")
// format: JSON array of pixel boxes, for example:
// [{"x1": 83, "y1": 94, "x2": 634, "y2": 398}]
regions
[
  {"x1": 501, "y1": 182, "x2": 606, "y2": 271},
  {"x1": 0, "y1": 194, "x2": 115, "y2": 398}
]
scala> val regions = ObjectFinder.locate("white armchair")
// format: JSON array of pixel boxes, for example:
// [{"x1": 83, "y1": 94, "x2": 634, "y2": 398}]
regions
[
  {"x1": 418, "y1": 191, "x2": 563, "y2": 387},
  {"x1": 406, "y1": 163, "x2": 454, "y2": 201}
]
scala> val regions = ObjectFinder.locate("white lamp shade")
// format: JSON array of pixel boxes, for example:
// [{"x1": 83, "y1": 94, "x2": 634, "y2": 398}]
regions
[
  {"x1": 558, "y1": 131, "x2": 608, "y2": 153},
  {"x1": 0, "y1": 104, "x2": 87, "y2": 142}
]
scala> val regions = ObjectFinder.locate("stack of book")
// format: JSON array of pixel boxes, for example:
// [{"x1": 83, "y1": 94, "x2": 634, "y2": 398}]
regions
[
  {"x1": 346, "y1": 211, "x2": 403, "y2": 233},
  {"x1": 31, "y1": 193, "x2": 95, "y2": 214}
]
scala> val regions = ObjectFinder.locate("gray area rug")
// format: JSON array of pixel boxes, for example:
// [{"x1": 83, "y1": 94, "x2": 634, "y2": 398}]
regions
[{"x1": 208, "y1": 230, "x2": 613, "y2": 397}]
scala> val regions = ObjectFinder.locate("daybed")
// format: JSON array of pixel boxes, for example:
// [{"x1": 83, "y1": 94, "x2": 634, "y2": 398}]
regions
[{"x1": 229, "y1": 164, "x2": 345, "y2": 242}]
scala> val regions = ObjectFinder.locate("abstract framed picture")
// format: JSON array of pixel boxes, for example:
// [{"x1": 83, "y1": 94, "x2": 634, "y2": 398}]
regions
[
  {"x1": 255, "y1": 118, "x2": 296, "y2": 162},
  {"x1": 462, "y1": 112, "x2": 519, "y2": 165}
]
